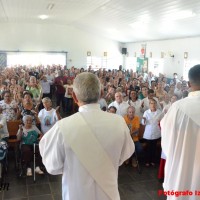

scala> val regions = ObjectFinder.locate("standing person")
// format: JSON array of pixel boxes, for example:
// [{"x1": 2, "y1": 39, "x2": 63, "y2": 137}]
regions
[
  {"x1": 63, "y1": 79, "x2": 73, "y2": 114},
  {"x1": 39, "y1": 72, "x2": 134, "y2": 200},
  {"x1": 26, "y1": 76, "x2": 42, "y2": 105},
  {"x1": 38, "y1": 97, "x2": 61, "y2": 134},
  {"x1": 40, "y1": 75, "x2": 53, "y2": 99},
  {"x1": 142, "y1": 99, "x2": 163, "y2": 167},
  {"x1": 0, "y1": 91, "x2": 18, "y2": 121},
  {"x1": 161, "y1": 64, "x2": 200, "y2": 200},
  {"x1": 141, "y1": 89, "x2": 162, "y2": 112},
  {"x1": 54, "y1": 70, "x2": 67, "y2": 112}
]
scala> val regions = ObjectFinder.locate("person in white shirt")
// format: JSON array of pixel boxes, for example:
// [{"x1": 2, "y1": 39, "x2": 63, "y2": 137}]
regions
[
  {"x1": 160, "y1": 93, "x2": 170, "y2": 110},
  {"x1": 38, "y1": 97, "x2": 61, "y2": 134},
  {"x1": 174, "y1": 82, "x2": 183, "y2": 99},
  {"x1": 142, "y1": 99, "x2": 163, "y2": 167},
  {"x1": 40, "y1": 75, "x2": 53, "y2": 99},
  {"x1": 162, "y1": 95, "x2": 178, "y2": 114},
  {"x1": 141, "y1": 89, "x2": 162, "y2": 113},
  {"x1": 108, "y1": 92, "x2": 129, "y2": 117},
  {"x1": 39, "y1": 72, "x2": 134, "y2": 200},
  {"x1": 161, "y1": 64, "x2": 200, "y2": 200}
]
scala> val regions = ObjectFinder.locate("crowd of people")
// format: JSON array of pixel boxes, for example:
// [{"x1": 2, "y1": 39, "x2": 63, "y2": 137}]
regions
[{"x1": 0, "y1": 64, "x2": 190, "y2": 177}]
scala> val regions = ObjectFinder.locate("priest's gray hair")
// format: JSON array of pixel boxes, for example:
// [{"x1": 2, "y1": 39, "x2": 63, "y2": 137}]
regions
[{"x1": 73, "y1": 72, "x2": 101, "y2": 104}]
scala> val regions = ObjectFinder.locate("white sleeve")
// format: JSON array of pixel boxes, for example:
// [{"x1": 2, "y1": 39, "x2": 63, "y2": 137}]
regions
[
  {"x1": 38, "y1": 109, "x2": 43, "y2": 121},
  {"x1": 161, "y1": 105, "x2": 178, "y2": 158},
  {"x1": 39, "y1": 123, "x2": 65, "y2": 175},
  {"x1": 142, "y1": 111, "x2": 147, "y2": 125}
]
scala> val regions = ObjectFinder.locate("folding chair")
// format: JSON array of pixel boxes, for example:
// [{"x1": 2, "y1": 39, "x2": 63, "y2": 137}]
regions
[{"x1": 7, "y1": 120, "x2": 22, "y2": 169}]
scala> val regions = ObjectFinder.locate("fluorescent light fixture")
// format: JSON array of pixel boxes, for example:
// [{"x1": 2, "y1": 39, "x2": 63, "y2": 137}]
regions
[
  {"x1": 164, "y1": 10, "x2": 196, "y2": 21},
  {"x1": 39, "y1": 15, "x2": 49, "y2": 20}
]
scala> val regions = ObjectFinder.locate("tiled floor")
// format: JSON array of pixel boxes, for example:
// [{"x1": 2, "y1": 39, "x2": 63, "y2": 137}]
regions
[{"x1": 1, "y1": 153, "x2": 166, "y2": 200}]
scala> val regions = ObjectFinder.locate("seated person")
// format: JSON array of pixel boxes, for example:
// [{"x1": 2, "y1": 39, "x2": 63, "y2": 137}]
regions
[
  {"x1": 124, "y1": 106, "x2": 142, "y2": 167},
  {"x1": 0, "y1": 114, "x2": 9, "y2": 142},
  {"x1": 17, "y1": 115, "x2": 44, "y2": 176},
  {"x1": 38, "y1": 97, "x2": 61, "y2": 134}
]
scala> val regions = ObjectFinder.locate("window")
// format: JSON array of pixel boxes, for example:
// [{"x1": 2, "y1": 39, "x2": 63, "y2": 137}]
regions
[{"x1": 7, "y1": 52, "x2": 66, "y2": 67}]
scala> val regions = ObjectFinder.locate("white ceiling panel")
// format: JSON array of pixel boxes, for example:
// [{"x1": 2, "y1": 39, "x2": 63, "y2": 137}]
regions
[{"x1": 1, "y1": 0, "x2": 200, "y2": 42}]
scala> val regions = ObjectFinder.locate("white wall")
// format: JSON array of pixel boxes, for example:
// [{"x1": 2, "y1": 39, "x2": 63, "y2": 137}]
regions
[
  {"x1": 125, "y1": 37, "x2": 200, "y2": 78},
  {"x1": 0, "y1": 22, "x2": 123, "y2": 69}
]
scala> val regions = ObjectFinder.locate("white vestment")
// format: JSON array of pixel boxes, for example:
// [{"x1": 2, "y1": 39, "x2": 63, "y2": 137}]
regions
[
  {"x1": 39, "y1": 103, "x2": 134, "y2": 200},
  {"x1": 161, "y1": 91, "x2": 200, "y2": 200}
]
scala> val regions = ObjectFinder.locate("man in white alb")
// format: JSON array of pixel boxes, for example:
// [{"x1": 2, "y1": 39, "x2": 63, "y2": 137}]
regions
[
  {"x1": 39, "y1": 72, "x2": 134, "y2": 200},
  {"x1": 161, "y1": 64, "x2": 200, "y2": 200}
]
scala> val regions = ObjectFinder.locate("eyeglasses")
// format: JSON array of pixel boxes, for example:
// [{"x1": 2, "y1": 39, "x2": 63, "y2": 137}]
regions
[{"x1": 4, "y1": 96, "x2": 10, "y2": 97}]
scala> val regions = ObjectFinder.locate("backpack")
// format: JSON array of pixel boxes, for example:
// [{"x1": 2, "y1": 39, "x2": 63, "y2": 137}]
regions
[{"x1": 0, "y1": 140, "x2": 8, "y2": 161}]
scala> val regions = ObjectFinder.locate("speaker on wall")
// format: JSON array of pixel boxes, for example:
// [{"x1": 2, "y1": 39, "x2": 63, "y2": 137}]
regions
[{"x1": 122, "y1": 48, "x2": 127, "y2": 55}]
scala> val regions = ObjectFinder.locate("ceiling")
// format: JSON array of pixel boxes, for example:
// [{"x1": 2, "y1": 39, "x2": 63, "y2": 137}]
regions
[{"x1": 1, "y1": 0, "x2": 200, "y2": 43}]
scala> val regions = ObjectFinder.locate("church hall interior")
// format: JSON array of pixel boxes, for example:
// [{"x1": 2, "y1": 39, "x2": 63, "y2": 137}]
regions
[{"x1": 0, "y1": 0, "x2": 200, "y2": 200}]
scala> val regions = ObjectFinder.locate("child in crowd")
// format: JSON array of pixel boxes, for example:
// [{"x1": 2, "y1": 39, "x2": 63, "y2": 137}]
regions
[{"x1": 107, "y1": 106, "x2": 117, "y2": 114}]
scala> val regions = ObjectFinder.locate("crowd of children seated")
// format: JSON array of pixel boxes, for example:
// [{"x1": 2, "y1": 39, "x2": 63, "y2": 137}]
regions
[{"x1": 0, "y1": 64, "x2": 189, "y2": 177}]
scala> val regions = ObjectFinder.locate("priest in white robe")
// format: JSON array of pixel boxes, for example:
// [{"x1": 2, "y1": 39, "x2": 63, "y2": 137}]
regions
[
  {"x1": 39, "y1": 72, "x2": 135, "y2": 200},
  {"x1": 161, "y1": 64, "x2": 200, "y2": 200}
]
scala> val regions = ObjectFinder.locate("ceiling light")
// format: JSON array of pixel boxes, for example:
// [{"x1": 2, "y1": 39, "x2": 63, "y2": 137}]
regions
[{"x1": 39, "y1": 15, "x2": 49, "y2": 20}]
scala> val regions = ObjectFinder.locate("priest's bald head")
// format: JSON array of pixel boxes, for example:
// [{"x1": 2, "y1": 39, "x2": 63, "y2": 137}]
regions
[
  {"x1": 73, "y1": 72, "x2": 101, "y2": 106},
  {"x1": 188, "y1": 64, "x2": 200, "y2": 91}
]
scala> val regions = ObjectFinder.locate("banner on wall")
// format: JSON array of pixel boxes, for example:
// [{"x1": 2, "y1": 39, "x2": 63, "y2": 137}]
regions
[{"x1": 136, "y1": 57, "x2": 148, "y2": 73}]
